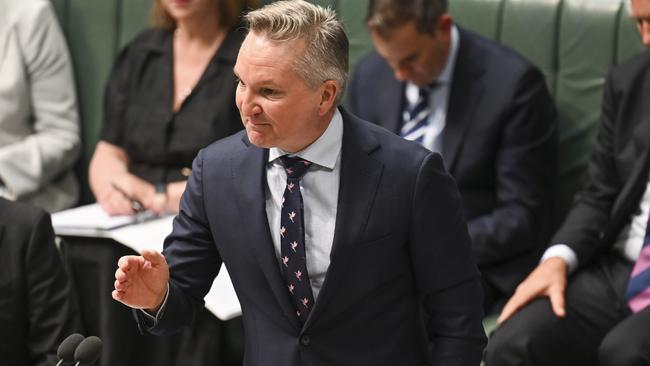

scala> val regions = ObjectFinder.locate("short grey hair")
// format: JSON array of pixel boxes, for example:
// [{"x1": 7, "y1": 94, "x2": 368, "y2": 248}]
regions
[{"x1": 244, "y1": 0, "x2": 349, "y2": 105}]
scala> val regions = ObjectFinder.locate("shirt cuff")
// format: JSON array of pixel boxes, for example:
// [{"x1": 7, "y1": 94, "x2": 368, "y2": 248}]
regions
[
  {"x1": 541, "y1": 244, "x2": 578, "y2": 273},
  {"x1": 139, "y1": 283, "x2": 170, "y2": 327}
]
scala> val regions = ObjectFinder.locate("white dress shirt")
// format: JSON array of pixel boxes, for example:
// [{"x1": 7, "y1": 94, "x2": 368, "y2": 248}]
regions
[
  {"x1": 266, "y1": 109, "x2": 343, "y2": 300},
  {"x1": 403, "y1": 25, "x2": 460, "y2": 153}
]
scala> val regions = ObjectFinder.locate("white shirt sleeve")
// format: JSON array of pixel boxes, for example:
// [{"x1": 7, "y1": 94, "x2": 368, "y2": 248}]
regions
[{"x1": 540, "y1": 244, "x2": 578, "y2": 272}]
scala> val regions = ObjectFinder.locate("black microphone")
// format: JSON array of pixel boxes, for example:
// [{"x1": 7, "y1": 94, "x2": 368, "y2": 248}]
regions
[
  {"x1": 56, "y1": 333, "x2": 85, "y2": 366},
  {"x1": 73, "y1": 336, "x2": 103, "y2": 366}
]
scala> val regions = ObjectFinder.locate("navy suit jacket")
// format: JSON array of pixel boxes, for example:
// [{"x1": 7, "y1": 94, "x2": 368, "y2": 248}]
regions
[
  {"x1": 146, "y1": 109, "x2": 486, "y2": 366},
  {"x1": 348, "y1": 27, "x2": 558, "y2": 297}
]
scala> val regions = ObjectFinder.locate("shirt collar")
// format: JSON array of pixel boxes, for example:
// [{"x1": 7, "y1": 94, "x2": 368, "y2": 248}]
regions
[{"x1": 268, "y1": 108, "x2": 343, "y2": 170}]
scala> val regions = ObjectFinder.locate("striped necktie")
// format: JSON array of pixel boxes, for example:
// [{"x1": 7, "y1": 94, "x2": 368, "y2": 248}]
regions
[
  {"x1": 400, "y1": 87, "x2": 431, "y2": 144},
  {"x1": 626, "y1": 214, "x2": 650, "y2": 312}
]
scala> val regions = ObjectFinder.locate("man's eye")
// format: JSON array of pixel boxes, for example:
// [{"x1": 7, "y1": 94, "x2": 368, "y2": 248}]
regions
[{"x1": 262, "y1": 88, "x2": 277, "y2": 96}]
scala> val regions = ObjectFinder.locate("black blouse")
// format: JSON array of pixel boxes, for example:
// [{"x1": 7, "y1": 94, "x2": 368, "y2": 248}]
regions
[{"x1": 100, "y1": 26, "x2": 245, "y2": 184}]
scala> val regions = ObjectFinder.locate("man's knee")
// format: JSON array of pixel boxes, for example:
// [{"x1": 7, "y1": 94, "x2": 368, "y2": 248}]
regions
[
  {"x1": 485, "y1": 300, "x2": 561, "y2": 366},
  {"x1": 598, "y1": 327, "x2": 648, "y2": 366}
]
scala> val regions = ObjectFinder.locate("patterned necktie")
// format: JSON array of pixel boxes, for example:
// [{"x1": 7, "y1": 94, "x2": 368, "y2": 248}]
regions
[
  {"x1": 400, "y1": 87, "x2": 432, "y2": 144},
  {"x1": 280, "y1": 156, "x2": 315, "y2": 324},
  {"x1": 626, "y1": 213, "x2": 650, "y2": 312}
]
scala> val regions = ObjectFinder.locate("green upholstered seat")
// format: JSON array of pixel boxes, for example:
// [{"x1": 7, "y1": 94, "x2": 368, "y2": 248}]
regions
[{"x1": 450, "y1": 0, "x2": 505, "y2": 41}]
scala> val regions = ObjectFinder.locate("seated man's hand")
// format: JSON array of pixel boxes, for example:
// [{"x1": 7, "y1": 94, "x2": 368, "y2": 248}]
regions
[
  {"x1": 112, "y1": 249, "x2": 169, "y2": 313},
  {"x1": 498, "y1": 257, "x2": 568, "y2": 324}
]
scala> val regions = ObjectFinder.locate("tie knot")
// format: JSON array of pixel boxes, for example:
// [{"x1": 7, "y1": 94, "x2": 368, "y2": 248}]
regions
[{"x1": 281, "y1": 156, "x2": 311, "y2": 179}]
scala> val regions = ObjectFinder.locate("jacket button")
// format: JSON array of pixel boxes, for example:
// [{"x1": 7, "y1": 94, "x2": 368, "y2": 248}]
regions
[
  {"x1": 598, "y1": 231, "x2": 605, "y2": 239},
  {"x1": 300, "y1": 335, "x2": 310, "y2": 346}
]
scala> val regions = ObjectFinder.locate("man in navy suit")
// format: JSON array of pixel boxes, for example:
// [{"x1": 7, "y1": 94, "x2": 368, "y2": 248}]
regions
[
  {"x1": 348, "y1": 0, "x2": 558, "y2": 313},
  {"x1": 112, "y1": 1, "x2": 486, "y2": 365}
]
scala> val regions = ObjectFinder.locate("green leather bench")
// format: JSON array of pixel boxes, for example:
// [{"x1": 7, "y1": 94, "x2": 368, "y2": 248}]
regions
[{"x1": 51, "y1": 0, "x2": 645, "y2": 222}]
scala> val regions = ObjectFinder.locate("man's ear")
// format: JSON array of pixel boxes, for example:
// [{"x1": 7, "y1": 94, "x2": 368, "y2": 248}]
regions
[
  {"x1": 318, "y1": 80, "x2": 339, "y2": 116},
  {"x1": 436, "y1": 14, "x2": 453, "y2": 35}
]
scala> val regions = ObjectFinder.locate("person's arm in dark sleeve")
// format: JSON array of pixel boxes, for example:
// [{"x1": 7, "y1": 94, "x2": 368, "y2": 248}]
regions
[
  {"x1": 144, "y1": 149, "x2": 223, "y2": 335},
  {"x1": 410, "y1": 152, "x2": 487, "y2": 366},
  {"x1": 469, "y1": 67, "x2": 558, "y2": 267},
  {"x1": 25, "y1": 211, "x2": 81, "y2": 366}
]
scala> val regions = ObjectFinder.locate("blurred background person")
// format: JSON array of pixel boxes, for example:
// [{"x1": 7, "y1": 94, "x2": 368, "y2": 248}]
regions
[
  {"x1": 0, "y1": 197, "x2": 82, "y2": 366},
  {"x1": 348, "y1": 0, "x2": 557, "y2": 314},
  {"x1": 89, "y1": 0, "x2": 257, "y2": 216},
  {"x1": 0, "y1": 0, "x2": 81, "y2": 213}
]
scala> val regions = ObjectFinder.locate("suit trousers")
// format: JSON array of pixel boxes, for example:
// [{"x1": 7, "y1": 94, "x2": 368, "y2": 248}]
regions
[{"x1": 485, "y1": 253, "x2": 650, "y2": 366}]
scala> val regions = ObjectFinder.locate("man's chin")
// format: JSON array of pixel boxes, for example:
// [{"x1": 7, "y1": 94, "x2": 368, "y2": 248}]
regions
[{"x1": 246, "y1": 130, "x2": 272, "y2": 148}]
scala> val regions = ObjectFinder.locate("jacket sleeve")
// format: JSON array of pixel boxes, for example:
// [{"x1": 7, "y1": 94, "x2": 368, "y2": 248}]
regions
[
  {"x1": 550, "y1": 68, "x2": 623, "y2": 266},
  {"x1": 144, "y1": 149, "x2": 223, "y2": 335},
  {"x1": 467, "y1": 67, "x2": 557, "y2": 267},
  {"x1": 410, "y1": 152, "x2": 487, "y2": 366},
  {"x1": 25, "y1": 210, "x2": 81, "y2": 366}
]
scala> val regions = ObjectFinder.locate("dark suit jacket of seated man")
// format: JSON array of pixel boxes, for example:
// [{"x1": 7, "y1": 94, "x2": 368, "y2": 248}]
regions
[
  {"x1": 111, "y1": 1, "x2": 487, "y2": 366},
  {"x1": 0, "y1": 197, "x2": 81, "y2": 366},
  {"x1": 347, "y1": 0, "x2": 558, "y2": 312}
]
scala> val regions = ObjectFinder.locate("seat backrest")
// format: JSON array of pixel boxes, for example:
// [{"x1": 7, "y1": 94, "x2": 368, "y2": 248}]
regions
[
  {"x1": 449, "y1": 0, "x2": 646, "y2": 225},
  {"x1": 50, "y1": 0, "x2": 646, "y2": 214}
]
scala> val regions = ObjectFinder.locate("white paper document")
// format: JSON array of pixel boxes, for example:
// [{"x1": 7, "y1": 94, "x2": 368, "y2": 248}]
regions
[{"x1": 51, "y1": 203, "x2": 156, "y2": 236}]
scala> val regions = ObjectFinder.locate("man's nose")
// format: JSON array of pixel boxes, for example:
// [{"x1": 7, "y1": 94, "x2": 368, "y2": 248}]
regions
[
  {"x1": 393, "y1": 66, "x2": 409, "y2": 82},
  {"x1": 238, "y1": 90, "x2": 261, "y2": 117}
]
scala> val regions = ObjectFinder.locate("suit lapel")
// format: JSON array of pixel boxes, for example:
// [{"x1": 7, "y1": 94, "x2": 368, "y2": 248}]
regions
[
  {"x1": 231, "y1": 138, "x2": 301, "y2": 330},
  {"x1": 304, "y1": 110, "x2": 383, "y2": 329},
  {"x1": 442, "y1": 29, "x2": 485, "y2": 172},
  {"x1": 613, "y1": 78, "x2": 650, "y2": 220}
]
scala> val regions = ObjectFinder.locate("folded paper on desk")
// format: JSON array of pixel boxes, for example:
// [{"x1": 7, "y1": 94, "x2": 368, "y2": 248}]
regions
[{"x1": 52, "y1": 203, "x2": 157, "y2": 236}]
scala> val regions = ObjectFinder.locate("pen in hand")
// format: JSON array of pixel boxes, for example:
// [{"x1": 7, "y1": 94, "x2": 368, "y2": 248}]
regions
[{"x1": 111, "y1": 182, "x2": 144, "y2": 213}]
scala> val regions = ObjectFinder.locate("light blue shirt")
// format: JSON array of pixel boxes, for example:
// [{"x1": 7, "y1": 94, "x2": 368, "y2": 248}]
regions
[
  {"x1": 266, "y1": 109, "x2": 343, "y2": 300},
  {"x1": 403, "y1": 25, "x2": 460, "y2": 152}
]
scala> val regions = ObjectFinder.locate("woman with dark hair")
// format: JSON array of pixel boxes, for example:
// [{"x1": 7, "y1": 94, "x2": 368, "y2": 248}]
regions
[{"x1": 90, "y1": 0, "x2": 258, "y2": 215}]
